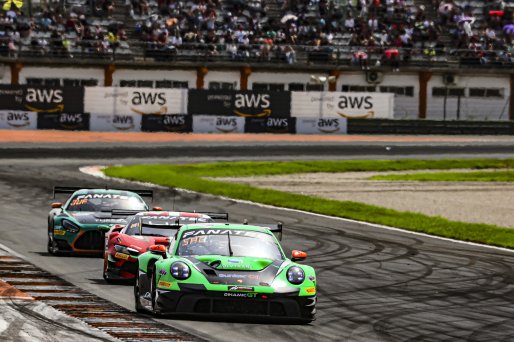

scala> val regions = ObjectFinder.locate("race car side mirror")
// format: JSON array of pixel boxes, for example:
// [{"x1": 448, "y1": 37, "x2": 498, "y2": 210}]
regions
[
  {"x1": 152, "y1": 206, "x2": 163, "y2": 211},
  {"x1": 291, "y1": 250, "x2": 307, "y2": 262},
  {"x1": 111, "y1": 226, "x2": 124, "y2": 233},
  {"x1": 149, "y1": 244, "x2": 167, "y2": 258},
  {"x1": 51, "y1": 202, "x2": 62, "y2": 209},
  {"x1": 154, "y1": 237, "x2": 170, "y2": 246}
]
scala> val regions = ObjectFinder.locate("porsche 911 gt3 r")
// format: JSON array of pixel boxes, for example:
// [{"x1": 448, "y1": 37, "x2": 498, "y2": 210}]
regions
[
  {"x1": 134, "y1": 223, "x2": 316, "y2": 323},
  {"x1": 103, "y1": 211, "x2": 228, "y2": 282},
  {"x1": 48, "y1": 187, "x2": 153, "y2": 255}
]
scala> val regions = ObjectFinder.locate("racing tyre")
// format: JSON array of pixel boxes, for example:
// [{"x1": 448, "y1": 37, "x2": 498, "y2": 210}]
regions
[
  {"x1": 149, "y1": 265, "x2": 161, "y2": 316},
  {"x1": 47, "y1": 236, "x2": 61, "y2": 256},
  {"x1": 134, "y1": 267, "x2": 145, "y2": 313},
  {"x1": 102, "y1": 256, "x2": 115, "y2": 284}
]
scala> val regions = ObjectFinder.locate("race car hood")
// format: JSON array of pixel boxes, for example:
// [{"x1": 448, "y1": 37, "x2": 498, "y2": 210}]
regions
[
  {"x1": 117, "y1": 235, "x2": 169, "y2": 254},
  {"x1": 187, "y1": 256, "x2": 285, "y2": 286},
  {"x1": 68, "y1": 212, "x2": 129, "y2": 225}
]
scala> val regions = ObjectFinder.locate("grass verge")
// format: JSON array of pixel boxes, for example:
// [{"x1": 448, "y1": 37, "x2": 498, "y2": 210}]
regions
[
  {"x1": 104, "y1": 159, "x2": 514, "y2": 249},
  {"x1": 371, "y1": 170, "x2": 514, "y2": 182}
]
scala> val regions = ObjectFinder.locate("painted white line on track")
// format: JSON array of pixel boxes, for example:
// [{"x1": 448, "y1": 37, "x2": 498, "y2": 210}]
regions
[{"x1": 80, "y1": 165, "x2": 514, "y2": 254}]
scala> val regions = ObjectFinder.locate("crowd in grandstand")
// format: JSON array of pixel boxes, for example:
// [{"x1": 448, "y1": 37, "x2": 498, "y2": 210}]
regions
[{"x1": 1, "y1": 0, "x2": 513, "y2": 67}]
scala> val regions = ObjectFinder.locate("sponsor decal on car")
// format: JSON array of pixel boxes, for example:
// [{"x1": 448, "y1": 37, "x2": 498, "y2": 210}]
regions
[
  {"x1": 76, "y1": 194, "x2": 130, "y2": 200},
  {"x1": 114, "y1": 252, "x2": 130, "y2": 260},
  {"x1": 159, "y1": 269, "x2": 167, "y2": 276},
  {"x1": 305, "y1": 287, "x2": 316, "y2": 294},
  {"x1": 158, "y1": 280, "x2": 173, "y2": 288},
  {"x1": 227, "y1": 259, "x2": 242, "y2": 264},
  {"x1": 223, "y1": 292, "x2": 257, "y2": 298},
  {"x1": 227, "y1": 286, "x2": 254, "y2": 291},
  {"x1": 53, "y1": 230, "x2": 66, "y2": 235}
]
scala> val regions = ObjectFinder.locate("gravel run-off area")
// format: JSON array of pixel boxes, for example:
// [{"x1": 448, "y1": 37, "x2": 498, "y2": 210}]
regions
[{"x1": 214, "y1": 169, "x2": 514, "y2": 228}]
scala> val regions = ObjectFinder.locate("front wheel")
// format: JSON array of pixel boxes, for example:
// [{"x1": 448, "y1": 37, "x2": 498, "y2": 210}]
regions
[
  {"x1": 47, "y1": 236, "x2": 60, "y2": 256},
  {"x1": 134, "y1": 267, "x2": 145, "y2": 313}
]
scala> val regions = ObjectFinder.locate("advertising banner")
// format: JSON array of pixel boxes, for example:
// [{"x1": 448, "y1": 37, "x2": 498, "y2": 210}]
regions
[
  {"x1": 141, "y1": 114, "x2": 192, "y2": 132},
  {"x1": 188, "y1": 90, "x2": 291, "y2": 118},
  {"x1": 192, "y1": 115, "x2": 245, "y2": 133},
  {"x1": 291, "y1": 92, "x2": 394, "y2": 119},
  {"x1": 0, "y1": 85, "x2": 84, "y2": 113},
  {"x1": 0, "y1": 110, "x2": 38, "y2": 129},
  {"x1": 37, "y1": 113, "x2": 90, "y2": 130},
  {"x1": 296, "y1": 117, "x2": 347, "y2": 134},
  {"x1": 84, "y1": 87, "x2": 188, "y2": 115},
  {"x1": 244, "y1": 117, "x2": 296, "y2": 134},
  {"x1": 90, "y1": 113, "x2": 142, "y2": 132}
]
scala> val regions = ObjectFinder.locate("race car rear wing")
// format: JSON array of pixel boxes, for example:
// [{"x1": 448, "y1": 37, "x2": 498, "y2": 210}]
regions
[
  {"x1": 53, "y1": 186, "x2": 153, "y2": 199},
  {"x1": 197, "y1": 212, "x2": 229, "y2": 221},
  {"x1": 243, "y1": 220, "x2": 283, "y2": 241}
]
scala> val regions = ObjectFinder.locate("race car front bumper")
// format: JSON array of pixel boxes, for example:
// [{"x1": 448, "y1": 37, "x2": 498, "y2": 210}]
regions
[
  {"x1": 105, "y1": 253, "x2": 138, "y2": 279},
  {"x1": 155, "y1": 284, "x2": 316, "y2": 321}
]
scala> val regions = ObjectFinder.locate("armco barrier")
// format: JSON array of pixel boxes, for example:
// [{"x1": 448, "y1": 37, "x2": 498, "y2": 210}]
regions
[{"x1": 347, "y1": 119, "x2": 514, "y2": 135}]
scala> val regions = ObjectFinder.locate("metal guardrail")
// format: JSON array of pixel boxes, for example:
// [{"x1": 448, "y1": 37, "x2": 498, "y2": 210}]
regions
[{"x1": 1, "y1": 38, "x2": 513, "y2": 69}]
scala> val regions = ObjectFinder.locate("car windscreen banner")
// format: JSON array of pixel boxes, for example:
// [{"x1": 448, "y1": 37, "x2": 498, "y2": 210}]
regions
[
  {"x1": 37, "y1": 113, "x2": 90, "y2": 130},
  {"x1": 192, "y1": 115, "x2": 245, "y2": 133},
  {"x1": 141, "y1": 114, "x2": 192, "y2": 132},
  {"x1": 291, "y1": 91, "x2": 394, "y2": 119},
  {"x1": 188, "y1": 90, "x2": 291, "y2": 118},
  {"x1": 89, "y1": 113, "x2": 142, "y2": 132},
  {"x1": 244, "y1": 117, "x2": 296, "y2": 134},
  {"x1": 296, "y1": 117, "x2": 347, "y2": 134},
  {"x1": 84, "y1": 87, "x2": 188, "y2": 115},
  {"x1": 0, "y1": 85, "x2": 84, "y2": 113},
  {"x1": 0, "y1": 110, "x2": 38, "y2": 129}
]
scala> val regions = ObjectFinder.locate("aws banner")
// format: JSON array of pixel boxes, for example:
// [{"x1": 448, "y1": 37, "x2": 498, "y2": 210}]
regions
[
  {"x1": 0, "y1": 85, "x2": 84, "y2": 113},
  {"x1": 141, "y1": 114, "x2": 192, "y2": 132},
  {"x1": 90, "y1": 113, "x2": 142, "y2": 132},
  {"x1": 291, "y1": 92, "x2": 394, "y2": 119},
  {"x1": 296, "y1": 117, "x2": 347, "y2": 134},
  {"x1": 84, "y1": 87, "x2": 188, "y2": 115},
  {"x1": 188, "y1": 90, "x2": 291, "y2": 118},
  {"x1": 244, "y1": 117, "x2": 296, "y2": 134},
  {"x1": 0, "y1": 110, "x2": 38, "y2": 129},
  {"x1": 192, "y1": 115, "x2": 245, "y2": 133},
  {"x1": 37, "y1": 113, "x2": 90, "y2": 131}
]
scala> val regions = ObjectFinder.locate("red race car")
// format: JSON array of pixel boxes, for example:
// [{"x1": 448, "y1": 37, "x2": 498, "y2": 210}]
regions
[{"x1": 103, "y1": 210, "x2": 228, "y2": 282}]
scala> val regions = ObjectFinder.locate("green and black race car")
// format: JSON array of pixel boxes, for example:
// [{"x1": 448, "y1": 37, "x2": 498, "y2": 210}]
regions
[
  {"x1": 134, "y1": 222, "x2": 317, "y2": 323},
  {"x1": 48, "y1": 186, "x2": 153, "y2": 255}
]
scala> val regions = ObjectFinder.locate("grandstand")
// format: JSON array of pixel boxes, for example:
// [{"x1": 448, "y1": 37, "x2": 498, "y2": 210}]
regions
[{"x1": 1, "y1": 0, "x2": 513, "y2": 66}]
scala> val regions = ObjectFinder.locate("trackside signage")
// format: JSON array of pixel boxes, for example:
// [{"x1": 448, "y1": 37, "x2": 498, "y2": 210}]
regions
[
  {"x1": 141, "y1": 114, "x2": 192, "y2": 132},
  {"x1": 296, "y1": 118, "x2": 347, "y2": 134},
  {"x1": 84, "y1": 87, "x2": 188, "y2": 115},
  {"x1": 0, "y1": 111, "x2": 38, "y2": 129},
  {"x1": 244, "y1": 117, "x2": 296, "y2": 134},
  {"x1": 188, "y1": 90, "x2": 291, "y2": 118},
  {"x1": 291, "y1": 92, "x2": 394, "y2": 119},
  {"x1": 192, "y1": 115, "x2": 245, "y2": 133},
  {"x1": 0, "y1": 85, "x2": 84, "y2": 113},
  {"x1": 37, "y1": 113, "x2": 90, "y2": 130},
  {"x1": 90, "y1": 113, "x2": 142, "y2": 132}
]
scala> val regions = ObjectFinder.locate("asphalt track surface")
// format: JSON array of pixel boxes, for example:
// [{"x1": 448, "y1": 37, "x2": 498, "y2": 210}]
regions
[{"x1": 2, "y1": 139, "x2": 514, "y2": 341}]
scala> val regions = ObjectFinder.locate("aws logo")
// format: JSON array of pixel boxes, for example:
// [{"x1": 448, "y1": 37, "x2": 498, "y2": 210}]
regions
[
  {"x1": 6, "y1": 112, "x2": 30, "y2": 127},
  {"x1": 163, "y1": 115, "x2": 187, "y2": 132},
  {"x1": 233, "y1": 94, "x2": 271, "y2": 117},
  {"x1": 265, "y1": 117, "x2": 289, "y2": 133},
  {"x1": 336, "y1": 95, "x2": 374, "y2": 118},
  {"x1": 24, "y1": 88, "x2": 64, "y2": 112},
  {"x1": 130, "y1": 91, "x2": 168, "y2": 115},
  {"x1": 59, "y1": 113, "x2": 84, "y2": 129},
  {"x1": 317, "y1": 118, "x2": 340, "y2": 133},
  {"x1": 216, "y1": 117, "x2": 238, "y2": 133},
  {"x1": 112, "y1": 115, "x2": 135, "y2": 130}
]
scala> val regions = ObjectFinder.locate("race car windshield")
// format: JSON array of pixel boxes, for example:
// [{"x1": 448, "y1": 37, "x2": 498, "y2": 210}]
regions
[
  {"x1": 125, "y1": 223, "x2": 178, "y2": 237},
  {"x1": 177, "y1": 230, "x2": 283, "y2": 260},
  {"x1": 66, "y1": 194, "x2": 146, "y2": 212}
]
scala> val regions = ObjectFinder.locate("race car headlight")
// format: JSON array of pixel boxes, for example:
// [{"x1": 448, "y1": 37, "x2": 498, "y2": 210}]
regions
[
  {"x1": 287, "y1": 266, "x2": 305, "y2": 285},
  {"x1": 170, "y1": 261, "x2": 190, "y2": 280},
  {"x1": 62, "y1": 220, "x2": 80, "y2": 233},
  {"x1": 114, "y1": 244, "x2": 129, "y2": 254}
]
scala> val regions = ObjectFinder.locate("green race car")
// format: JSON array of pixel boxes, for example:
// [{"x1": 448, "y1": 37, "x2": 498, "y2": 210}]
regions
[
  {"x1": 48, "y1": 186, "x2": 153, "y2": 255},
  {"x1": 134, "y1": 222, "x2": 317, "y2": 323}
]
